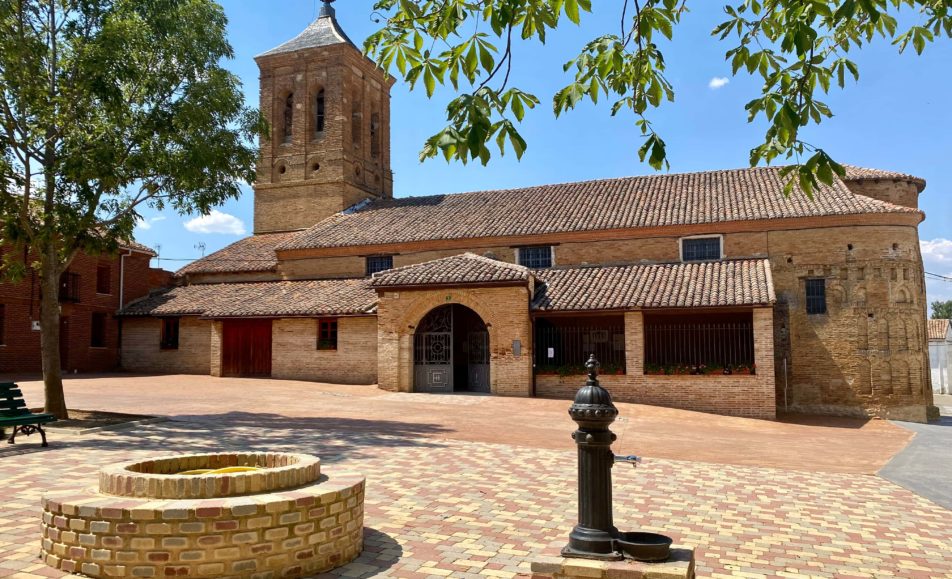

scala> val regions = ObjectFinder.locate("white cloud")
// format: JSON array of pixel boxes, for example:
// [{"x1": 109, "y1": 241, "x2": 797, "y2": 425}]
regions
[
  {"x1": 708, "y1": 76, "x2": 730, "y2": 90},
  {"x1": 135, "y1": 215, "x2": 167, "y2": 231},
  {"x1": 921, "y1": 238, "x2": 952, "y2": 304},
  {"x1": 184, "y1": 210, "x2": 246, "y2": 235}
]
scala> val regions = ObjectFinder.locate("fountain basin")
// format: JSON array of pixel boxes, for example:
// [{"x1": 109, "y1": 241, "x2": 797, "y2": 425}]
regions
[{"x1": 40, "y1": 452, "x2": 363, "y2": 578}]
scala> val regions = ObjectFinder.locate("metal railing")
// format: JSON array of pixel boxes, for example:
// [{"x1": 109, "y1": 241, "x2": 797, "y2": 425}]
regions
[
  {"x1": 534, "y1": 325, "x2": 626, "y2": 375},
  {"x1": 644, "y1": 322, "x2": 754, "y2": 374}
]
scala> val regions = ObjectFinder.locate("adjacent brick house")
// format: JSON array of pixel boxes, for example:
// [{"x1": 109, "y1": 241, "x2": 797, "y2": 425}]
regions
[
  {"x1": 0, "y1": 243, "x2": 157, "y2": 374},
  {"x1": 120, "y1": 3, "x2": 937, "y2": 422}
]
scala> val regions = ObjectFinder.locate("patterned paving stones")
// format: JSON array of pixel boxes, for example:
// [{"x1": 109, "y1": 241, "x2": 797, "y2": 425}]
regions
[{"x1": 1, "y1": 414, "x2": 951, "y2": 579}]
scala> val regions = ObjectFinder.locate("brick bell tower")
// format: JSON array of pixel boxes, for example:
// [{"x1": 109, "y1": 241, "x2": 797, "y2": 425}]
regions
[{"x1": 253, "y1": 0, "x2": 394, "y2": 234}]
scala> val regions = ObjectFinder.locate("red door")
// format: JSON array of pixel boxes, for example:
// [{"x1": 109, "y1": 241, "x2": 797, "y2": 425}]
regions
[{"x1": 221, "y1": 320, "x2": 272, "y2": 377}]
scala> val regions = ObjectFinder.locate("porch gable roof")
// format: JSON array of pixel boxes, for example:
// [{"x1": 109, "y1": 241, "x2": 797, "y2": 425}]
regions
[
  {"x1": 531, "y1": 259, "x2": 776, "y2": 312},
  {"x1": 370, "y1": 252, "x2": 532, "y2": 289}
]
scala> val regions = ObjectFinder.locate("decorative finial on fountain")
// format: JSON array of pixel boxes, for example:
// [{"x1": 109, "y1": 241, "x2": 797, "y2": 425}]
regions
[
  {"x1": 319, "y1": 0, "x2": 336, "y2": 18},
  {"x1": 585, "y1": 353, "x2": 599, "y2": 384}
]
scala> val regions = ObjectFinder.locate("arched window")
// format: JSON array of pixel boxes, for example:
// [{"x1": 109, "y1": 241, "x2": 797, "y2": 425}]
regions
[
  {"x1": 315, "y1": 89, "x2": 326, "y2": 134},
  {"x1": 351, "y1": 89, "x2": 361, "y2": 150},
  {"x1": 370, "y1": 111, "x2": 380, "y2": 159},
  {"x1": 283, "y1": 93, "x2": 294, "y2": 143}
]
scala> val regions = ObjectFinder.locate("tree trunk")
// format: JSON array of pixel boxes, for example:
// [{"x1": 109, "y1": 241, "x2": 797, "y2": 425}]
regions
[{"x1": 40, "y1": 247, "x2": 68, "y2": 419}]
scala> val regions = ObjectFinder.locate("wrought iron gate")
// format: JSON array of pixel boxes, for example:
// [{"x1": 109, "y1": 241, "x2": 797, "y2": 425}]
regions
[
  {"x1": 414, "y1": 306, "x2": 454, "y2": 392},
  {"x1": 467, "y1": 331, "x2": 490, "y2": 392}
]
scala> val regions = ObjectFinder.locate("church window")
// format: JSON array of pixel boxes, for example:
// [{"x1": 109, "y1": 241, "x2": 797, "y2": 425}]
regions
[
  {"x1": 315, "y1": 89, "x2": 326, "y2": 134},
  {"x1": 161, "y1": 318, "x2": 180, "y2": 350},
  {"x1": 370, "y1": 112, "x2": 380, "y2": 159},
  {"x1": 517, "y1": 246, "x2": 553, "y2": 269},
  {"x1": 366, "y1": 255, "x2": 393, "y2": 276},
  {"x1": 805, "y1": 278, "x2": 827, "y2": 315},
  {"x1": 283, "y1": 93, "x2": 294, "y2": 143},
  {"x1": 681, "y1": 236, "x2": 722, "y2": 262}
]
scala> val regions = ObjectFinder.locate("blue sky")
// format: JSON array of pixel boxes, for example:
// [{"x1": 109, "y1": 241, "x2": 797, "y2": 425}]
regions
[{"x1": 135, "y1": 0, "x2": 952, "y2": 306}]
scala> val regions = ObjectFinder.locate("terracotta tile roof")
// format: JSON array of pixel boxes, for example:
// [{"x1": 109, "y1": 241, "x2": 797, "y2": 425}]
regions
[
  {"x1": 842, "y1": 164, "x2": 926, "y2": 191},
  {"x1": 120, "y1": 278, "x2": 376, "y2": 318},
  {"x1": 175, "y1": 231, "x2": 301, "y2": 276},
  {"x1": 371, "y1": 253, "x2": 531, "y2": 288},
  {"x1": 121, "y1": 241, "x2": 157, "y2": 256},
  {"x1": 531, "y1": 259, "x2": 775, "y2": 311},
  {"x1": 929, "y1": 319, "x2": 951, "y2": 341},
  {"x1": 279, "y1": 166, "x2": 921, "y2": 251}
]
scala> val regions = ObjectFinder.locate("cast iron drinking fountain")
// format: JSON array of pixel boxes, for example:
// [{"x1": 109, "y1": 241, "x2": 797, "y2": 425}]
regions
[{"x1": 562, "y1": 354, "x2": 673, "y2": 562}]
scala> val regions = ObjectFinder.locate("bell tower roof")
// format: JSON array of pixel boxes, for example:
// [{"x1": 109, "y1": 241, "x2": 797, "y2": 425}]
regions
[{"x1": 257, "y1": 0, "x2": 355, "y2": 58}]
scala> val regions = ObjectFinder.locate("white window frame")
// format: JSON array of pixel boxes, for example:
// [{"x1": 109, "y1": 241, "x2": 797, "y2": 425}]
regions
[
  {"x1": 515, "y1": 245, "x2": 555, "y2": 269},
  {"x1": 679, "y1": 234, "x2": 724, "y2": 262}
]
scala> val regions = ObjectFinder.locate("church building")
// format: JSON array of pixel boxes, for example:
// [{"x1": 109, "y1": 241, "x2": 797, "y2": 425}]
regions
[{"x1": 119, "y1": 2, "x2": 937, "y2": 422}]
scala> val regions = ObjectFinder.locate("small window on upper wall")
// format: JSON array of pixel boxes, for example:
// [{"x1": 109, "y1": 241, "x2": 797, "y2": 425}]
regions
[
  {"x1": 805, "y1": 278, "x2": 827, "y2": 315},
  {"x1": 681, "y1": 237, "x2": 722, "y2": 262},
  {"x1": 366, "y1": 255, "x2": 393, "y2": 276},
  {"x1": 90, "y1": 312, "x2": 107, "y2": 348},
  {"x1": 160, "y1": 317, "x2": 180, "y2": 350},
  {"x1": 517, "y1": 246, "x2": 553, "y2": 269},
  {"x1": 96, "y1": 264, "x2": 111, "y2": 294},
  {"x1": 317, "y1": 318, "x2": 338, "y2": 350}
]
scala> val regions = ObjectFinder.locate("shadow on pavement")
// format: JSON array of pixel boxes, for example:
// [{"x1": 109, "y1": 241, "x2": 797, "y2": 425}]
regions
[{"x1": 0, "y1": 412, "x2": 453, "y2": 462}]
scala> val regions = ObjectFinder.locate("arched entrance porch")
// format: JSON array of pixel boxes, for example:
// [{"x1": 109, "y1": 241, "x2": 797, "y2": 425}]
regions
[{"x1": 413, "y1": 304, "x2": 490, "y2": 393}]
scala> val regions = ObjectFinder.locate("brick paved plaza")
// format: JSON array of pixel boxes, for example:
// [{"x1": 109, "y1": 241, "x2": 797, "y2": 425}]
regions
[{"x1": 1, "y1": 376, "x2": 951, "y2": 578}]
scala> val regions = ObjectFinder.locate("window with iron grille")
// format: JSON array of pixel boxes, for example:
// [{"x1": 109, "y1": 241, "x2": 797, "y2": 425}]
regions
[
  {"x1": 534, "y1": 316, "x2": 626, "y2": 375},
  {"x1": 805, "y1": 278, "x2": 827, "y2": 314},
  {"x1": 160, "y1": 318, "x2": 180, "y2": 350},
  {"x1": 317, "y1": 319, "x2": 338, "y2": 350},
  {"x1": 96, "y1": 264, "x2": 111, "y2": 294},
  {"x1": 517, "y1": 246, "x2": 553, "y2": 269},
  {"x1": 643, "y1": 312, "x2": 755, "y2": 374},
  {"x1": 366, "y1": 255, "x2": 393, "y2": 276},
  {"x1": 90, "y1": 312, "x2": 107, "y2": 348},
  {"x1": 681, "y1": 237, "x2": 722, "y2": 261}
]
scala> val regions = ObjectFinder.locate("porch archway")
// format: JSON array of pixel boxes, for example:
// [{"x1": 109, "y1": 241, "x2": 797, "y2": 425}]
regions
[{"x1": 413, "y1": 304, "x2": 490, "y2": 393}]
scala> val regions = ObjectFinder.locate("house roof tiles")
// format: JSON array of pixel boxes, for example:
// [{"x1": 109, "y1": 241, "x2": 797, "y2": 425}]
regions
[
  {"x1": 531, "y1": 259, "x2": 776, "y2": 311},
  {"x1": 371, "y1": 253, "x2": 531, "y2": 288},
  {"x1": 928, "y1": 319, "x2": 951, "y2": 342}
]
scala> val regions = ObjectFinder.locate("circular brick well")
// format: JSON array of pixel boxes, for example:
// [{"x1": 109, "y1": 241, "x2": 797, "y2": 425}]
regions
[{"x1": 40, "y1": 452, "x2": 365, "y2": 578}]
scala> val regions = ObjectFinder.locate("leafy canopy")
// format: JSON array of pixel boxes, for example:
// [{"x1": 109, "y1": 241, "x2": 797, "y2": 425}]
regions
[
  {"x1": 0, "y1": 0, "x2": 262, "y2": 278},
  {"x1": 933, "y1": 300, "x2": 952, "y2": 320},
  {"x1": 365, "y1": 0, "x2": 952, "y2": 195}
]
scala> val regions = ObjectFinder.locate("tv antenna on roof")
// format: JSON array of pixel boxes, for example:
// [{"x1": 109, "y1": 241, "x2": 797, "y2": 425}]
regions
[{"x1": 194, "y1": 242, "x2": 206, "y2": 257}]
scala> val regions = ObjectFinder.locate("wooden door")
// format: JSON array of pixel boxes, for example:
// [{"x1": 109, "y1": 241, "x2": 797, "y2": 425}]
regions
[{"x1": 221, "y1": 319, "x2": 272, "y2": 377}]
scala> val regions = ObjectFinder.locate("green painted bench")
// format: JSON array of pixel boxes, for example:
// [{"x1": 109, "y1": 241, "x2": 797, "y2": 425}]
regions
[{"x1": 0, "y1": 382, "x2": 55, "y2": 447}]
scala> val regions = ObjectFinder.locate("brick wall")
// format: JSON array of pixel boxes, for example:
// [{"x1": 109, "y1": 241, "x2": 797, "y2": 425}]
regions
[
  {"x1": 272, "y1": 316, "x2": 377, "y2": 384},
  {"x1": 535, "y1": 309, "x2": 777, "y2": 419},
  {"x1": 376, "y1": 285, "x2": 533, "y2": 396},
  {"x1": 1, "y1": 247, "x2": 153, "y2": 374},
  {"x1": 121, "y1": 317, "x2": 213, "y2": 375},
  {"x1": 842, "y1": 179, "x2": 920, "y2": 209},
  {"x1": 766, "y1": 225, "x2": 932, "y2": 421}
]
